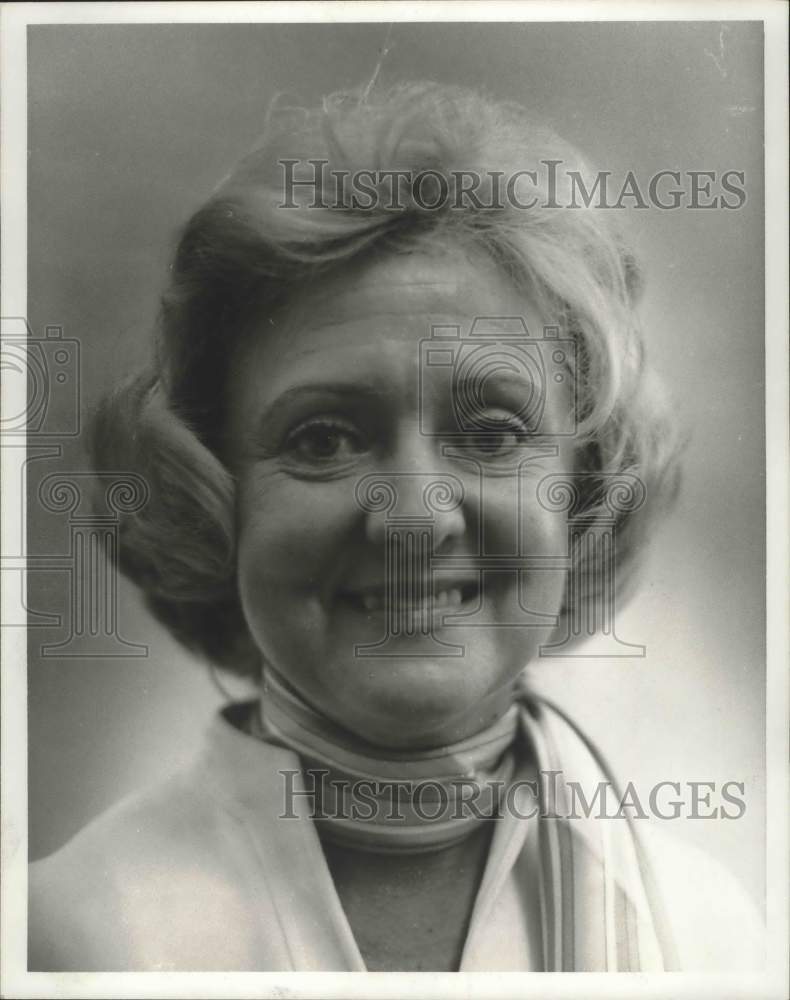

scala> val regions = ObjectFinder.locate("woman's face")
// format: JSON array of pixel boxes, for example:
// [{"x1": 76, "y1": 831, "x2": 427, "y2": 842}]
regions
[{"x1": 227, "y1": 249, "x2": 574, "y2": 749}]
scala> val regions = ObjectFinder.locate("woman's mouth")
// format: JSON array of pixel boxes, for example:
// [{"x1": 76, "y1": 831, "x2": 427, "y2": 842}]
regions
[{"x1": 337, "y1": 577, "x2": 481, "y2": 616}]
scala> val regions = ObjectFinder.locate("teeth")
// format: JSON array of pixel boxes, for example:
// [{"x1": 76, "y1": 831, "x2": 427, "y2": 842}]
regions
[
  {"x1": 445, "y1": 588, "x2": 463, "y2": 608},
  {"x1": 353, "y1": 585, "x2": 471, "y2": 613}
]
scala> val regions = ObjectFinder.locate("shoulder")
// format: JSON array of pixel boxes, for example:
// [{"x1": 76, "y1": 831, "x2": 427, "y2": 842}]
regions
[
  {"x1": 28, "y1": 716, "x2": 297, "y2": 972},
  {"x1": 29, "y1": 768, "x2": 237, "y2": 970},
  {"x1": 639, "y1": 822, "x2": 765, "y2": 971}
]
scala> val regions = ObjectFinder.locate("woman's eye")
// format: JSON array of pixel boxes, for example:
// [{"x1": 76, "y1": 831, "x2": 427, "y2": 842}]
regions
[
  {"x1": 475, "y1": 430, "x2": 521, "y2": 455},
  {"x1": 284, "y1": 418, "x2": 367, "y2": 465},
  {"x1": 461, "y1": 410, "x2": 531, "y2": 459}
]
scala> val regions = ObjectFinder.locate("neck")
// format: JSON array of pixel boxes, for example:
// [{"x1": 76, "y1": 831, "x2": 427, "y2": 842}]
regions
[
  {"x1": 264, "y1": 667, "x2": 523, "y2": 752},
  {"x1": 319, "y1": 819, "x2": 495, "y2": 971},
  {"x1": 251, "y1": 666, "x2": 524, "y2": 854}
]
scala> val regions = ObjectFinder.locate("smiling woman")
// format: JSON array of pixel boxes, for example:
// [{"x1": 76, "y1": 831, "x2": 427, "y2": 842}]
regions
[
  {"x1": 229, "y1": 251, "x2": 572, "y2": 750},
  {"x1": 27, "y1": 82, "x2": 762, "y2": 973}
]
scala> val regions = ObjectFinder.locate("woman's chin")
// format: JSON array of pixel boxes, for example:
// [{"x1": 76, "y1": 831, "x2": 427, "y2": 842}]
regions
[{"x1": 314, "y1": 652, "x2": 518, "y2": 750}]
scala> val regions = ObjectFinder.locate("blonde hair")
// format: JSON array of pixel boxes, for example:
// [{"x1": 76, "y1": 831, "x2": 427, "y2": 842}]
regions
[{"x1": 93, "y1": 82, "x2": 682, "y2": 676}]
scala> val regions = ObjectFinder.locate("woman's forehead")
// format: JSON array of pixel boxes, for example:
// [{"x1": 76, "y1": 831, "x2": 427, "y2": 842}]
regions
[
  {"x1": 226, "y1": 251, "x2": 555, "y2": 439},
  {"x1": 245, "y1": 251, "x2": 546, "y2": 363}
]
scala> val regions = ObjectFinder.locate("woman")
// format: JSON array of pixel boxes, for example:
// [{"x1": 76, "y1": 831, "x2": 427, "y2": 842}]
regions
[{"x1": 29, "y1": 82, "x2": 762, "y2": 973}]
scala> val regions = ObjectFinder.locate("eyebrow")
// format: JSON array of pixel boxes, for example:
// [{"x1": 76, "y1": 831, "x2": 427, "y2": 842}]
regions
[
  {"x1": 452, "y1": 371, "x2": 539, "y2": 397},
  {"x1": 246, "y1": 368, "x2": 548, "y2": 448},
  {"x1": 252, "y1": 381, "x2": 386, "y2": 434}
]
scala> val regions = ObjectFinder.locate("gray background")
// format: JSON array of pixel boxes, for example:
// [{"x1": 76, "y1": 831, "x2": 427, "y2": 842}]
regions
[{"x1": 27, "y1": 21, "x2": 765, "y2": 906}]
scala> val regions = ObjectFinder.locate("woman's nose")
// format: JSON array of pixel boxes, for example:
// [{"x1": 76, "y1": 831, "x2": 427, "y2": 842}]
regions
[{"x1": 359, "y1": 469, "x2": 467, "y2": 550}]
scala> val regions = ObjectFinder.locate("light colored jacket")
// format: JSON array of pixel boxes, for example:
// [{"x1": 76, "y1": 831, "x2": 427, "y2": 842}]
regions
[{"x1": 29, "y1": 707, "x2": 764, "y2": 972}]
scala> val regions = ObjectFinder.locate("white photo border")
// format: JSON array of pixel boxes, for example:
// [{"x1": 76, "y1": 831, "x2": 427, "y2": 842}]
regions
[{"x1": 2, "y1": 3, "x2": 787, "y2": 999}]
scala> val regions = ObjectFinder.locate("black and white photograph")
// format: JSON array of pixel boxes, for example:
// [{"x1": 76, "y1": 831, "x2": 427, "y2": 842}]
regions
[{"x1": 1, "y1": 3, "x2": 787, "y2": 998}]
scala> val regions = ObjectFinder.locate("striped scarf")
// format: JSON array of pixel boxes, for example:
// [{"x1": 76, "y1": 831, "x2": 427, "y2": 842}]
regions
[{"x1": 256, "y1": 667, "x2": 677, "y2": 971}]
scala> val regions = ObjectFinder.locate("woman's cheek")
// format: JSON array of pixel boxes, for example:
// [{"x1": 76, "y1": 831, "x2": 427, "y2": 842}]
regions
[
  {"x1": 479, "y1": 475, "x2": 564, "y2": 558},
  {"x1": 237, "y1": 469, "x2": 358, "y2": 591}
]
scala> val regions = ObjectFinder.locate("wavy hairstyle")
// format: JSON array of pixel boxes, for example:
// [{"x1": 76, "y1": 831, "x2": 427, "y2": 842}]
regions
[{"x1": 92, "y1": 82, "x2": 682, "y2": 677}]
